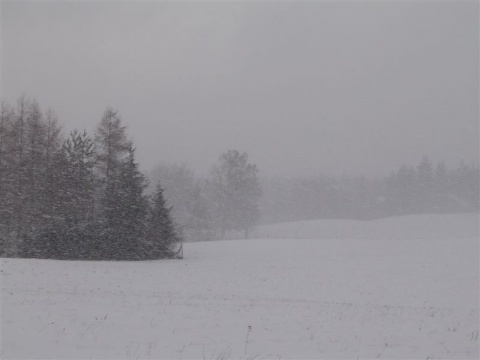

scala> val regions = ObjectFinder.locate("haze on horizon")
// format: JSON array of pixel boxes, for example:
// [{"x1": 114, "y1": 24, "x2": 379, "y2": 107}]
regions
[{"x1": 1, "y1": 1, "x2": 478, "y2": 178}]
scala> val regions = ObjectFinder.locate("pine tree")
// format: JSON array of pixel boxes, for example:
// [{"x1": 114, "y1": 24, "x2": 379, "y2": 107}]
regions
[
  {"x1": 94, "y1": 108, "x2": 133, "y2": 258},
  {"x1": 110, "y1": 145, "x2": 149, "y2": 259},
  {"x1": 59, "y1": 130, "x2": 96, "y2": 224},
  {"x1": 95, "y1": 108, "x2": 129, "y2": 185},
  {"x1": 146, "y1": 183, "x2": 181, "y2": 259}
]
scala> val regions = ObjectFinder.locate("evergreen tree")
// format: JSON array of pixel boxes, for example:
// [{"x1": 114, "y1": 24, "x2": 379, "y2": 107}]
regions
[
  {"x1": 113, "y1": 145, "x2": 149, "y2": 259},
  {"x1": 94, "y1": 108, "x2": 134, "y2": 258},
  {"x1": 59, "y1": 130, "x2": 96, "y2": 224},
  {"x1": 146, "y1": 183, "x2": 181, "y2": 258},
  {"x1": 95, "y1": 108, "x2": 129, "y2": 185}
]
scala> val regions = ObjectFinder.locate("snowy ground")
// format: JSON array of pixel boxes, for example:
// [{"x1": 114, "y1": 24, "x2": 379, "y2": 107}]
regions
[{"x1": 1, "y1": 214, "x2": 479, "y2": 359}]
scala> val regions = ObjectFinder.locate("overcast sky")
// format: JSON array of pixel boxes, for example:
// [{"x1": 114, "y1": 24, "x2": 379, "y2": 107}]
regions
[{"x1": 2, "y1": 1, "x2": 478, "y2": 177}]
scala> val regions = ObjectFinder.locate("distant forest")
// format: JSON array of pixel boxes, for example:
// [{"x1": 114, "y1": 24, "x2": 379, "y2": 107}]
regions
[
  {"x1": 260, "y1": 157, "x2": 479, "y2": 224},
  {"x1": 153, "y1": 156, "x2": 479, "y2": 238},
  {"x1": 150, "y1": 156, "x2": 478, "y2": 241}
]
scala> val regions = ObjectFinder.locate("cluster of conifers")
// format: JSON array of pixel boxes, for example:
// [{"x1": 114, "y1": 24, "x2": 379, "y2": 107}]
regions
[{"x1": 0, "y1": 98, "x2": 180, "y2": 260}]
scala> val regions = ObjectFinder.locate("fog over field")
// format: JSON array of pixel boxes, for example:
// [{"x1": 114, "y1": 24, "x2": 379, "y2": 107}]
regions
[{"x1": 1, "y1": 1, "x2": 479, "y2": 359}]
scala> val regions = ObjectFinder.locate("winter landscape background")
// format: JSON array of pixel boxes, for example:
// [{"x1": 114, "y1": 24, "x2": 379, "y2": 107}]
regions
[{"x1": 1, "y1": 1, "x2": 479, "y2": 359}]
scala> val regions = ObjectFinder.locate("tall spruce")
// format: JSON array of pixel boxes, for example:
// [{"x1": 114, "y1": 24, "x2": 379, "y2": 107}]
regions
[
  {"x1": 59, "y1": 130, "x2": 96, "y2": 224},
  {"x1": 94, "y1": 108, "x2": 131, "y2": 256},
  {"x1": 95, "y1": 108, "x2": 129, "y2": 185},
  {"x1": 146, "y1": 183, "x2": 181, "y2": 258},
  {"x1": 95, "y1": 110, "x2": 151, "y2": 259},
  {"x1": 109, "y1": 145, "x2": 149, "y2": 259}
]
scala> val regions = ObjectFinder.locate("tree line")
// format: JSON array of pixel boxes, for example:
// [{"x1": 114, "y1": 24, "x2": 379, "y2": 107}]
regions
[
  {"x1": 150, "y1": 154, "x2": 478, "y2": 242},
  {"x1": 0, "y1": 96, "x2": 263, "y2": 256},
  {"x1": 0, "y1": 97, "x2": 182, "y2": 259},
  {"x1": 260, "y1": 156, "x2": 479, "y2": 224},
  {"x1": 1, "y1": 95, "x2": 476, "y2": 253}
]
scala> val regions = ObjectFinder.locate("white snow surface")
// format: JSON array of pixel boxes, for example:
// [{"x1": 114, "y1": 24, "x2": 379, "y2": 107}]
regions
[{"x1": 1, "y1": 213, "x2": 479, "y2": 359}]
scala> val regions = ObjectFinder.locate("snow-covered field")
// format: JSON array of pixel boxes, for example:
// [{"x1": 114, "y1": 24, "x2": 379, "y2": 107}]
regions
[{"x1": 1, "y1": 214, "x2": 479, "y2": 359}]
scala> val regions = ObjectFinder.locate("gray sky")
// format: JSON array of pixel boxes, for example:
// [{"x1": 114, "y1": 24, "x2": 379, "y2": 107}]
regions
[{"x1": 2, "y1": 1, "x2": 478, "y2": 177}]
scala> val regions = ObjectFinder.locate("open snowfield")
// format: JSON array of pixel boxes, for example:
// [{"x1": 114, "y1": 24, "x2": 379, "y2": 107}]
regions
[{"x1": 1, "y1": 213, "x2": 479, "y2": 359}]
